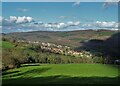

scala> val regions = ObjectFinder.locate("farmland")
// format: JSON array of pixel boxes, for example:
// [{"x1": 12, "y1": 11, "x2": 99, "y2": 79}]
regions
[
  {"x1": 2, "y1": 30, "x2": 120, "y2": 86},
  {"x1": 2, "y1": 63, "x2": 119, "y2": 85}
]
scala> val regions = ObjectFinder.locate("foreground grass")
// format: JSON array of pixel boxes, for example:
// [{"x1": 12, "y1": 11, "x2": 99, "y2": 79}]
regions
[{"x1": 2, "y1": 64, "x2": 119, "y2": 85}]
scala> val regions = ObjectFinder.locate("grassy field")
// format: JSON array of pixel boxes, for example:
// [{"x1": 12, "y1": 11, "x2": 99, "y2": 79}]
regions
[
  {"x1": 2, "y1": 63, "x2": 119, "y2": 85},
  {"x1": 0, "y1": 40, "x2": 14, "y2": 49}
]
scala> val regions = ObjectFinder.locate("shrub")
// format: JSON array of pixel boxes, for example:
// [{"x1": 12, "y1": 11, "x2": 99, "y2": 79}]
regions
[{"x1": 92, "y1": 56, "x2": 104, "y2": 63}]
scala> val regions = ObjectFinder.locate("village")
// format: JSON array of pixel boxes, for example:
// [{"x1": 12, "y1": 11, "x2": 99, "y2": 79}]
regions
[
  {"x1": 17, "y1": 40, "x2": 93, "y2": 59},
  {"x1": 16, "y1": 40, "x2": 120, "y2": 64}
]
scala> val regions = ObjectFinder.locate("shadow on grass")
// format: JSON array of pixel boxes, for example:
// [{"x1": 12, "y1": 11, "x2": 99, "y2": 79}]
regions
[
  {"x1": 21, "y1": 64, "x2": 41, "y2": 67},
  {"x1": 2, "y1": 70, "x2": 20, "y2": 75},
  {"x1": 2, "y1": 75, "x2": 120, "y2": 86},
  {"x1": 3, "y1": 67, "x2": 51, "y2": 78}
]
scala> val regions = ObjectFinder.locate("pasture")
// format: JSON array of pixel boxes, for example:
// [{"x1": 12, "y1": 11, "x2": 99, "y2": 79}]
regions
[{"x1": 2, "y1": 63, "x2": 119, "y2": 85}]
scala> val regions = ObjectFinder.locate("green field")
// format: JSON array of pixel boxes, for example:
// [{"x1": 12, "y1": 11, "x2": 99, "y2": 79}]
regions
[
  {"x1": 2, "y1": 64, "x2": 119, "y2": 85},
  {"x1": 69, "y1": 38, "x2": 88, "y2": 41},
  {"x1": 0, "y1": 40, "x2": 14, "y2": 48}
]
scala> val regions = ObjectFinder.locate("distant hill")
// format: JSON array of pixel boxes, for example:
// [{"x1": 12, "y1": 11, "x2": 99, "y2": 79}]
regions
[
  {"x1": 3, "y1": 30, "x2": 118, "y2": 49},
  {"x1": 74, "y1": 31, "x2": 120, "y2": 59}
]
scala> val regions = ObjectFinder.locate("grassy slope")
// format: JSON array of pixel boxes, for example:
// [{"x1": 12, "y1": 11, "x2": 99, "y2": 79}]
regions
[
  {"x1": 0, "y1": 40, "x2": 14, "y2": 48},
  {"x1": 2, "y1": 64, "x2": 119, "y2": 85}
]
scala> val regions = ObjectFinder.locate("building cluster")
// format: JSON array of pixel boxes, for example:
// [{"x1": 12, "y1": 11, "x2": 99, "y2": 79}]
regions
[
  {"x1": 17, "y1": 40, "x2": 93, "y2": 58},
  {"x1": 40, "y1": 42, "x2": 93, "y2": 58}
]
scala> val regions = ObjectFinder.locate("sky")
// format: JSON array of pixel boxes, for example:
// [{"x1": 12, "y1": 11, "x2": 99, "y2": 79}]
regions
[
  {"x1": 1, "y1": 2, "x2": 119, "y2": 33},
  {"x1": 2, "y1": 0, "x2": 119, "y2": 2}
]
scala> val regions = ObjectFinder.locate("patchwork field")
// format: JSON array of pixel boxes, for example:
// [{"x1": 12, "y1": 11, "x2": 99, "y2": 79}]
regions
[{"x1": 2, "y1": 64, "x2": 119, "y2": 85}]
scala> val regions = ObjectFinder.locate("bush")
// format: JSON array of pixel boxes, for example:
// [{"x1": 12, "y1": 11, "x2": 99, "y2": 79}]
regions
[
  {"x1": 92, "y1": 56, "x2": 104, "y2": 63},
  {"x1": 2, "y1": 49, "x2": 21, "y2": 70}
]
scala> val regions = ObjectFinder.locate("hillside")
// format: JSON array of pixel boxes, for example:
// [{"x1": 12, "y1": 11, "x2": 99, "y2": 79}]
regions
[
  {"x1": 3, "y1": 30, "x2": 117, "y2": 48},
  {"x1": 2, "y1": 30, "x2": 120, "y2": 70},
  {"x1": 0, "y1": 40, "x2": 14, "y2": 49},
  {"x1": 2, "y1": 30, "x2": 120, "y2": 85}
]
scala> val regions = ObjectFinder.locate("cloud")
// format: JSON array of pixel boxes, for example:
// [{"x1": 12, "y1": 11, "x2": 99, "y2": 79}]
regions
[
  {"x1": 17, "y1": 8, "x2": 29, "y2": 12},
  {"x1": 1, "y1": 16, "x2": 118, "y2": 33},
  {"x1": 95, "y1": 21, "x2": 118, "y2": 28},
  {"x1": 103, "y1": 0, "x2": 119, "y2": 9},
  {"x1": 9, "y1": 16, "x2": 17, "y2": 22},
  {"x1": 2, "y1": 16, "x2": 34, "y2": 25},
  {"x1": 59, "y1": 16, "x2": 67, "y2": 19},
  {"x1": 39, "y1": 21, "x2": 80, "y2": 29},
  {"x1": 2, "y1": 21, "x2": 118, "y2": 33},
  {"x1": 73, "y1": 0, "x2": 80, "y2": 6},
  {"x1": 0, "y1": 16, "x2": 2, "y2": 23},
  {"x1": 16, "y1": 16, "x2": 33, "y2": 24}
]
